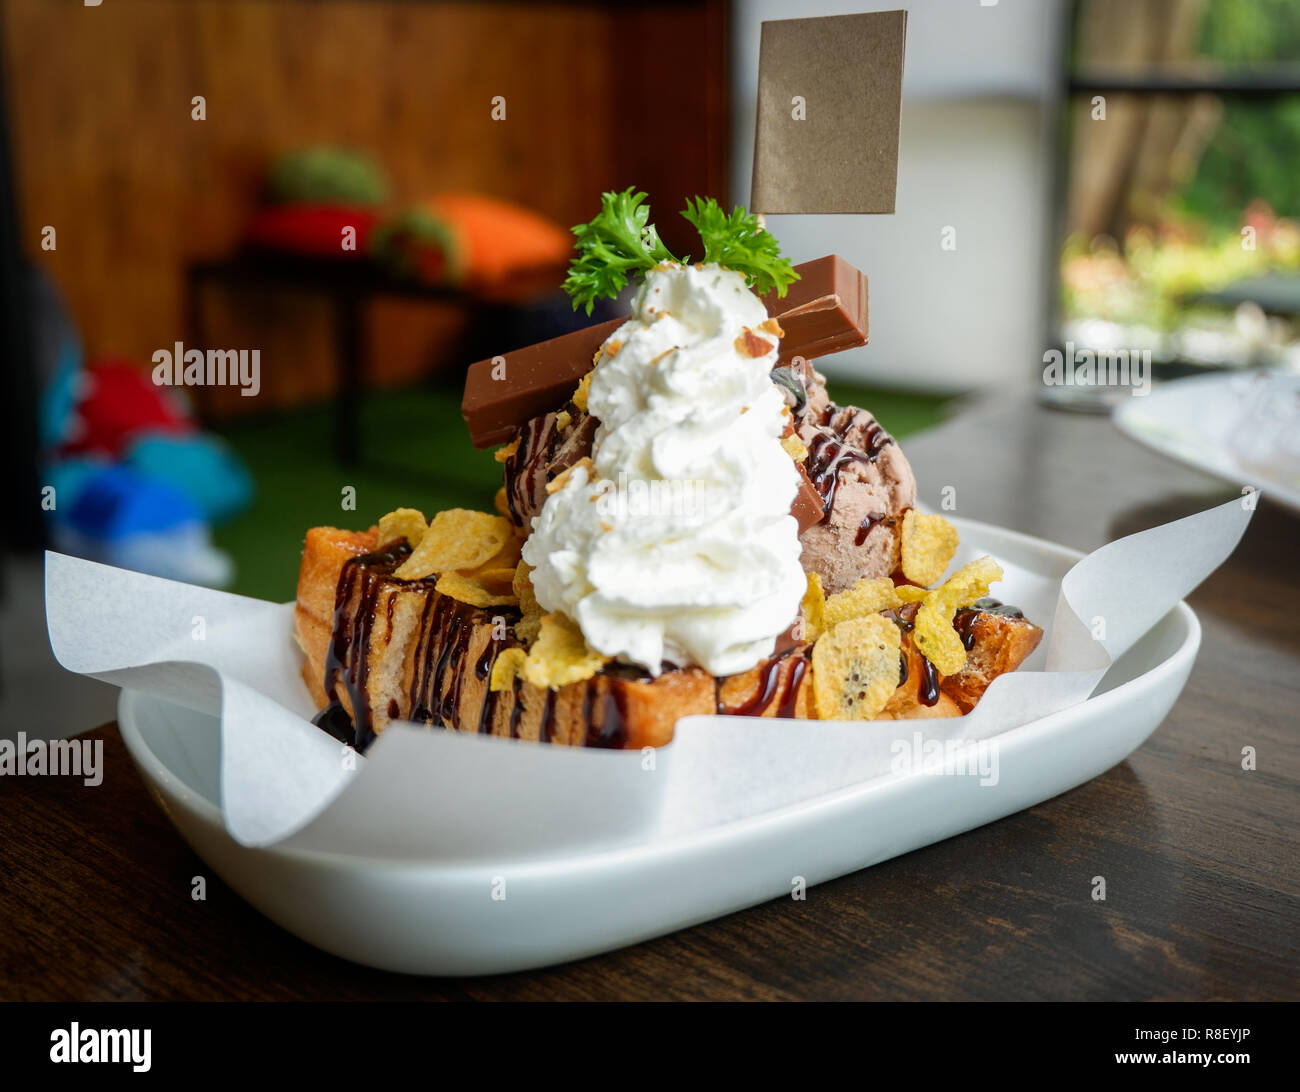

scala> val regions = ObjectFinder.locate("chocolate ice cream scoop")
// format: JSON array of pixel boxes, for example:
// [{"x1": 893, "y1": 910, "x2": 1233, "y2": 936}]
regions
[{"x1": 779, "y1": 359, "x2": 917, "y2": 593}]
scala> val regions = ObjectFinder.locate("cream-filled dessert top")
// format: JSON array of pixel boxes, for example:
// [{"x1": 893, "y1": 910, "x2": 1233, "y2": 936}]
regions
[{"x1": 521, "y1": 262, "x2": 806, "y2": 675}]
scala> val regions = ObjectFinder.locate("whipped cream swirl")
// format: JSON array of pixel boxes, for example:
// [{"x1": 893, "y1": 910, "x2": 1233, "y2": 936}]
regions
[{"x1": 521, "y1": 263, "x2": 805, "y2": 675}]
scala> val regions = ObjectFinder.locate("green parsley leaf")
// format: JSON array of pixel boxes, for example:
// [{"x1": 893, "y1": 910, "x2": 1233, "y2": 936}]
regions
[
  {"x1": 560, "y1": 189, "x2": 800, "y2": 311},
  {"x1": 679, "y1": 197, "x2": 800, "y2": 298},
  {"x1": 562, "y1": 188, "x2": 678, "y2": 314}
]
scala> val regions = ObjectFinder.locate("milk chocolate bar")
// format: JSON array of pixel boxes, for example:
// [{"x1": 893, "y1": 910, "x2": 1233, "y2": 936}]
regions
[
  {"x1": 761, "y1": 253, "x2": 868, "y2": 363},
  {"x1": 791, "y1": 463, "x2": 825, "y2": 533},
  {"x1": 462, "y1": 319, "x2": 621, "y2": 449},
  {"x1": 462, "y1": 255, "x2": 868, "y2": 448}
]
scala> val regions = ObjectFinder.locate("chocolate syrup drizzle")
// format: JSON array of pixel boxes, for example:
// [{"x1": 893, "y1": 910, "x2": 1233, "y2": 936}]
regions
[
  {"x1": 803, "y1": 408, "x2": 895, "y2": 521},
  {"x1": 734, "y1": 651, "x2": 789, "y2": 715},
  {"x1": 954, "y1": 610, "x2": 980, "y2": 652},
  {"x1": 322, "y1": 542, "x2": 414, "y2": 753},
  {"x1": 502, "y1": 414, "x2": 550, "y2": 526},
  {"x1": 953, "y1": 598, "x2": 1024, "y2": 652},
  {"x1": 713, "y1": 648, "x2": 811, "y2": 719},
  {"x1": 918, "y1": 656, "x2": 941, "y2": 707},
  {"x1": 855, "y1": 511, "x2": 886, "y2": 546},
  {"x1": 588, "y1": 686, "x2": 628, "y2": 749},
  {"x1": 321, "y1": 544, "x2": 532, "y2": 752},
  {"x1": 769, "y1": 366, "x2": 808, "y2": 414},
  {"x1": 501, "y1": 403, "x2": 598, "y2": 529}
]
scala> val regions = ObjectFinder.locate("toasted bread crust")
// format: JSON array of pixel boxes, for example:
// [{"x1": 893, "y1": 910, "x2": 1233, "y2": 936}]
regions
[
  {"x1": 943, "y1": 610, "x2": 1043, "y2": 713},
  {"x1": 294, "y1": 526, "x2": 379, "y2": 717},
  {"x1": 294, "y1": 527, "x2": 1042, "y2": 748}
]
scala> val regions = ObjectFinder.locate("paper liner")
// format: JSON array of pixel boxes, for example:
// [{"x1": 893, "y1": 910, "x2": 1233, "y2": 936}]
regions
[{"x1": 46, "y1": 497, "x2": 1252, "y2": 856}]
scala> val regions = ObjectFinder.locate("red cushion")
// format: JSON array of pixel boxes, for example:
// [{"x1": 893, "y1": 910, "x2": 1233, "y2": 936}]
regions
[
  {"x1": 245, "y1": 204, "x2": 380, "y2": 259},
  {"x1": 60, "y1": 358, "x2": 193, "y2": 459}
]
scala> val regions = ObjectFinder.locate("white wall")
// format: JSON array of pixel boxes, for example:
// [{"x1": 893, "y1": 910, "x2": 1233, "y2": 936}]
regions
[{"x1": 732, "y1": 0, "x2": 1067, "y2": 391}]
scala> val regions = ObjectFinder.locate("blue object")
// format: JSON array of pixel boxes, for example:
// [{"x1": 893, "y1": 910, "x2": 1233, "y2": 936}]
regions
[
  {"x1": 66, "y1": 464, "x2": 202, "y2": 538},
  {"x1": 43, "y1": 456, "x2": 110, "y2": 527},
  {"x1": 124, "y1": 431, "x2": 254, "y2": 524},
  {"x1": 55, "y1": 464, "x2": 233, "y2": 587},
  {"x1": 39, "y1": 338, "x2": 84, "y2": 452}
]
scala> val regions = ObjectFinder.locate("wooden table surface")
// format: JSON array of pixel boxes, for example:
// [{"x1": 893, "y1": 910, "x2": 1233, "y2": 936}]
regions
[{"x1": 4, "y1": 395, "x2": 1297, "y2": 1000}]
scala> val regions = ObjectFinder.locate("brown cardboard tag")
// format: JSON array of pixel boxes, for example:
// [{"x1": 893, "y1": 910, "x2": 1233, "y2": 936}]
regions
[{"x1": 751, "y1": 10, "x2": 908, "y2": 214}]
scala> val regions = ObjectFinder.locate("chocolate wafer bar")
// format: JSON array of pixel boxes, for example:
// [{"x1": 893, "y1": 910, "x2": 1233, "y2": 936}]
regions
[{"x1": 462, "y1": 254, "x2": 868, "y2": 448}]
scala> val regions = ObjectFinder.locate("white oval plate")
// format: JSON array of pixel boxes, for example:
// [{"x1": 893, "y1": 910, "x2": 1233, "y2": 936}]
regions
[
  {"x1": 119, "y1": 521, "x2": 1201, "y2": 976},
  {"x1": 1113, "y1": 369, "x2": 1300, "y2": 515}
]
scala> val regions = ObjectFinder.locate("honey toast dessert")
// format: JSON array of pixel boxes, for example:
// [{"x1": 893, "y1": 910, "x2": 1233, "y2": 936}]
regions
[{"x1": 295, "y1": 191, "x2": 1042, "y2": 751}]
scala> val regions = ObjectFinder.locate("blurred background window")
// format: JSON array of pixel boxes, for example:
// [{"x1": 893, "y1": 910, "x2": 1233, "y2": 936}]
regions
[{"x1": 1058, "y1": 0, "x2": 1300, "y2": 402}]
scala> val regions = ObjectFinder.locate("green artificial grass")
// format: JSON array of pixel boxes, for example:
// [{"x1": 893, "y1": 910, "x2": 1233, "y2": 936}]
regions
[
  {"x1": 824, "y1": 380, "x2": 953, "y2": 440},
  {"x1": 212, "y1": 381, "x2": 952, "y2": 602}
]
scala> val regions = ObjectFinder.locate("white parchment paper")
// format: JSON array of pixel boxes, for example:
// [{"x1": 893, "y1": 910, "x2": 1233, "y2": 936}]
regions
[{"x1": 45, "y1": 497, "x2": 1252, "y2": 856}]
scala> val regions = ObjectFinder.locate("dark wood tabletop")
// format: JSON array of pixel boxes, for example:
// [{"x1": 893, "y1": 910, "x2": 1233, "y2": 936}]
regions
[{"x1": 4, "y1": 394, "x2": 1297, "y2": 1001}]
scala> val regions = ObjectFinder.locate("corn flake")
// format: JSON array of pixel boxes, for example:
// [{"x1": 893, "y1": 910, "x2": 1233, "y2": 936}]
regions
[
  {"x1": 824, "y1": 577, "x2": 902, "y2": 628},
  {"x1": 478, "y1": 534, "x2": 523, "y2": 572},
  {"x1": 901, "y1": 511, "x2": 960, "y2": 587},
  {"x1": 493, "y1": 437, "x2": 520, "y2": 464},
  {"x1": 572, "y1": 371, "x2": 593, "y2": 412},
  {"x1": 522, "y1": 612, "x2": 607, "y2": 689},
  {"x1": 512, "y1": 560, "x2": 533, "y2": 601},
  {"x1": 513, "y1": 563, "x2": 543, "y2": 644},
  {"x1": 811, "y1": 615, "x2": 902, "y2": 720},
  {"x1": 433, "y1": 571, "x2": 518, "y2": 609},
  {"x1": 913, "y1": 556, "x2": 1004, "y2": 675},
  {"x1": 800, "y1": 573, "x2": 826, "y2": 642},
  {"x1": 473, "y1": 567, "x2": 518, "y2": 596},
  {"x1": 489, "y1": 648, "x2": 527, "y2": 693},
  {"x1": 393, "y1": 508, "x2": 512, "y2": 580},
  {"x1": 546, "y1": 456, "x2": 593, "y2": 496},
  {"x1": 781, "y1": 433, "x2": 809, "y2": 461},
  {"x1": 493, "y1": 487, "x2": 511, "y2": 519},
  {"x1": 377, "y1": 508, "x2": 427, "y2": 550}
]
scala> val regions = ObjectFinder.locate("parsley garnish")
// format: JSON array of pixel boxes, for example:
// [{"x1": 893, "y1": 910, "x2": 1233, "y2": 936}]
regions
[
  {"x1": 680, "y1": 197, "x2": 800, "y2": 299},
  {"x1": 562, "y1": 189, "x2": 677, "y2": 315},
  {"x1": 562, "y1": 188, "x2": 799, "y2": 313}
]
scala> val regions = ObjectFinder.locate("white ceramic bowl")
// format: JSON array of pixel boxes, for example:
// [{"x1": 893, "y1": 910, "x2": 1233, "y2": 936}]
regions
[{"x1": 119, "y1": 521, "x2": 1200, "y2": 975}]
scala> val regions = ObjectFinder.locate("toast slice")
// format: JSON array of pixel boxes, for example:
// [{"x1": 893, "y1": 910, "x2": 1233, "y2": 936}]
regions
[
  {"x1": 294, "y1": 527, "x2": 717, "y2": 750},
  {"x1": 294, "y1": 527, "x2": 1042, "y2": 750},
  {"x1": 877, "y1": 605, "x2": 1041, "y2": 719}
]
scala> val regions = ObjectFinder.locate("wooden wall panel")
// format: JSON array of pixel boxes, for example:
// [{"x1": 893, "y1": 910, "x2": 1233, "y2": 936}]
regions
[{"x1": 2, "y1": 0, "x2": 728, "y2": 406}]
